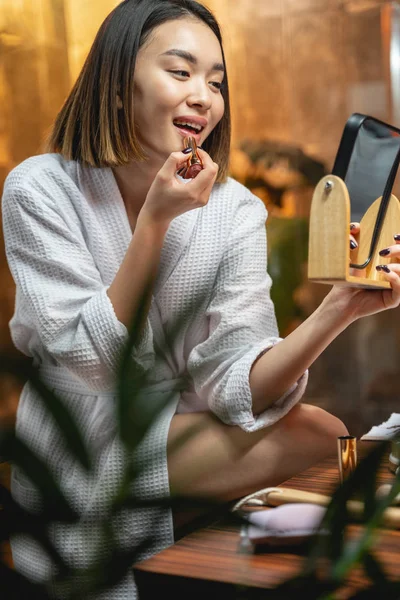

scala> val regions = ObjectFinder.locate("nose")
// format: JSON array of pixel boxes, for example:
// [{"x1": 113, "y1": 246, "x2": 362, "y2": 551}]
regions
[{"x1": 186, "y1": 77, "x2": 212, "y2": 111}]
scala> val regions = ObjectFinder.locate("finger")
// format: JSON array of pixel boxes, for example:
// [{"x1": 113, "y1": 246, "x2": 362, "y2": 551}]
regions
[
  {"x1": 173, "y1": 147, "x2": 216, "y2": 184},
  {"x1": 349, "y1": 234, "x2": 358, "y2": 251},
  {"x1": 349, "y1": 222, "x2": 360, "y2": 250},
  {"x1": 195, "y1": 147, "x2": 216, "y2": 170},
  {"x1": 185, "y1": 164, "x2": 218, "y2": 199},
  {"x1": 197, "y1": 168, "x2": 219, "y2": 202},
  {"x1": 378, "y1": 243, "x2": 400, "y2": 259},
  {"x1": 394, "y1": 233, "x2": 400, "y2": 244},
  {"x1": 180, "y1": 152, "x2": 218, "y2": 192},
  {"x1": 375, "y1": 266, "x2": 400, "y2": 307},
  {"x1": 376, "y1": 263, "x2": 400, "y2": 275},
  {"x1": 161, "y1": 151, "x2": 197, "y2": 176}
]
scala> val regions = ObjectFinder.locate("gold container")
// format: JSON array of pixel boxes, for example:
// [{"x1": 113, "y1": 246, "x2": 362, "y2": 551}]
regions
[{"x1": 337, "y1": 435, "x2": 357, "y2": 483}]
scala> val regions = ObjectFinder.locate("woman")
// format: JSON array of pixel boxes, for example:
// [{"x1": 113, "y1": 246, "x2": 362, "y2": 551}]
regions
[{"x1": 2, "y1": 0, "x2": 400, "y2": 597}]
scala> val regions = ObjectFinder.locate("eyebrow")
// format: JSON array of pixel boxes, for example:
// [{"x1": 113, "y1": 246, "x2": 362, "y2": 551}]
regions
[{"x1": 161, "y1": 49, "x2": 225, "y2": 73}]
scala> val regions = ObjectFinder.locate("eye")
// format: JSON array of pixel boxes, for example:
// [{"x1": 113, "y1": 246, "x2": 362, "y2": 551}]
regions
[
  {"x1": 168, "y1": 70, "x2": 190, "y2": 78},
  {"x1": 209, "y1": 81, "x2": 223, "y2": 91}
]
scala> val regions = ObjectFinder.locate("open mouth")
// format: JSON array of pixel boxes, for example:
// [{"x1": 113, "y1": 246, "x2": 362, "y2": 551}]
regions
[{"x1": 173, "y1": 119, "x2": 205, "y2": 136}]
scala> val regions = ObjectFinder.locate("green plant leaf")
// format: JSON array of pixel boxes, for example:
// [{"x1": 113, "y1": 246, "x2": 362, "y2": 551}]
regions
[
  {"x1": 0, "y1": 429, "x2": 78, "y2": 522},
  {"x1": 331, "y1": 450, "x2": 400, "y2": 581},
  {"x1": 304, "y1": 440, "x2": 389, "y2": 578},
  {"x1": 266, "y1": 216, "x2": 309, "y2": 333},
  {"x1": 118, "y1": 373, "x2": 172, "y2": 452},
  {"x1": 0, "y1": 357, "x2": 91, "y2": 472},
  {"x1": 116, "y1": 287, "x2": 152, "y2": 451}
]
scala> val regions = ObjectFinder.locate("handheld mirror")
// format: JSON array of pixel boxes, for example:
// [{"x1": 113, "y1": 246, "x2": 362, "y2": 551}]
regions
[{"x1": 308, "y1": 113, "x2": 400, "y2": 289}]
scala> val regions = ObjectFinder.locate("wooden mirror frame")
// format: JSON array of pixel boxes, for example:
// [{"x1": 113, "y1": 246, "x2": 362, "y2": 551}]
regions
[{"x1": 308, "y1": 113, "x2": 400, "y2": 289}]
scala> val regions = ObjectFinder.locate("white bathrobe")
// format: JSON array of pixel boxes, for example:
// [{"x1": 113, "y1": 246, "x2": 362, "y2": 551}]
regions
[{"x1": 2, "y1": 153, "x2": 308, "y2": 598}]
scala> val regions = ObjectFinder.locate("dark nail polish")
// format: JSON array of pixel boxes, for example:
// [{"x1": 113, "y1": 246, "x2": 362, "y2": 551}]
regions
[
  {"x1": 382, "y1": 265, "x2": 391, "y2": 273},
  {"x1": 182, "y1": 136, "x2": 203, "y2": 179},
  {"x1": 379, "y1": 248, "x2": 391, "y2": 256},
  {"x1": 376, "y1": 265, "x2": 382, "y2": 271},
  {"x1": 394, "y1": 234, "x2": 400, "y2": 241},
  {"x1": 350, "y1": 224, "x2": 356, "y2": 230},
  {"x1": 350, "y1": 240, "x2": 357, "y2": 250},
  {"x1": 182, "y1": 147, "x2": 192, "y2": 154}
]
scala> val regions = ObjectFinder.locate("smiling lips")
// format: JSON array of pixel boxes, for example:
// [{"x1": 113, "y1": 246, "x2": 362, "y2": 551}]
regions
[{"x1": 173, "y1": 115, "x2": 207, "y2": 138}]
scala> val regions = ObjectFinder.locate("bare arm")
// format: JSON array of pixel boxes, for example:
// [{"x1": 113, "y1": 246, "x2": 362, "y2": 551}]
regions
[
  {"x1": 250, "y1": 267, "x2": 400, "y2": 415},
  {"x1": 249, "y1": 292, "x2": 349, "y2": 414}
]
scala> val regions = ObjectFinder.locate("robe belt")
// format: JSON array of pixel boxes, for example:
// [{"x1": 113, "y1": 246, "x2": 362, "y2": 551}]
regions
[{"x1": 37, "y1": 364, "x2": 186, "y2": 397}]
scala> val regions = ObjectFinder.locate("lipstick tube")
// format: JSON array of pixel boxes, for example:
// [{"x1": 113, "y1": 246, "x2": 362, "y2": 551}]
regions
[
  {"x1": 337, "y1": 435, "x2": 357, "y2": 483},
  {"x1": 181, "y1": 136, "x2": 203, "y2": 179}
]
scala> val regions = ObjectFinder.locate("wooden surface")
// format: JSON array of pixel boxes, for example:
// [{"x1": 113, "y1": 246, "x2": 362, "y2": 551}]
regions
[{"x1": 133, "y1": 441, "x2": 400, "y2": 598}]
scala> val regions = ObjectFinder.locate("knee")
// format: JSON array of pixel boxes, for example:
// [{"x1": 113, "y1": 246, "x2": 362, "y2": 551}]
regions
[{"x1": 282, "y1": 403, "x2": 349, "y2": 457}]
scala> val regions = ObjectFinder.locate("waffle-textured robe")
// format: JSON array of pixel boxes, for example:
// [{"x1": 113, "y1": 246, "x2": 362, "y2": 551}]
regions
[{"x1": 2, "y1": 153, "x2": 308, "y2": 598}]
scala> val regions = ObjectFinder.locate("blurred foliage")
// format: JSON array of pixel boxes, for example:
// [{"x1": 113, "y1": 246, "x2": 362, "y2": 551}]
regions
[
  {"x1": 0, "y1": 296, "x2": 228, "y2": 600},
  {"x1": 2, "y1": 349, "x2": 400, "y2": 599},
  {"x1": 1, "y1": 256, "x2": 400, "y2": 598},
  {"x1": 255, "y1": 438, "x2": 400, "y2": 600},
  {"x1": 239, "y1": 139, "x2": 327, "y2": 209},
  {"x1": 266, "y1": 216, "x2": 309, "y2": 334},
  {"x1": 230, "y1": 138, "x2": 327, "y2": 335}
]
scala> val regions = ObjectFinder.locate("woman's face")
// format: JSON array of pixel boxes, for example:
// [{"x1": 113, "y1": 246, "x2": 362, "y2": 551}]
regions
[{"x1": 132, "y1": 17, "x2": 225, "y2": 161}]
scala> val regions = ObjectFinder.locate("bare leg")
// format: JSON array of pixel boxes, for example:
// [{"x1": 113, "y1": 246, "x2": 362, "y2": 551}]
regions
[{"x1": 167, "y1": 403, "x2": 348, "y2": 512}]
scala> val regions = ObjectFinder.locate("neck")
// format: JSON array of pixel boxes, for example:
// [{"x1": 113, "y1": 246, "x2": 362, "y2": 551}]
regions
[{"x1": 112, "y1": 158, "x2": 163, "y2": 218}]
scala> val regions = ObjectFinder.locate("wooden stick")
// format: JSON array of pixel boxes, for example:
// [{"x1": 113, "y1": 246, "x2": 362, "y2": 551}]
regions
[
  {"x1": 233, "y1": 487, "x2": 400, "y2": 529},
  {"x1": 266, "y1": 488, "x2": 400, "y2": 529}
]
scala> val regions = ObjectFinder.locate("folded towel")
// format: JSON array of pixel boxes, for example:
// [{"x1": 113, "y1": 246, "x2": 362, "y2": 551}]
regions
[
  {"x1": 360, "y1": 413, "x2": 400, "y2": 441},
  {"x1": 243, "y1": 503, "x2": 327, "y2": 547}
]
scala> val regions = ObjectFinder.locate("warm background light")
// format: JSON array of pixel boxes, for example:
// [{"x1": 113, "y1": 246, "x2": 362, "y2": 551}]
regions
[{"x1": 1, "y1": 0, "x2": 400, "y2": 435}]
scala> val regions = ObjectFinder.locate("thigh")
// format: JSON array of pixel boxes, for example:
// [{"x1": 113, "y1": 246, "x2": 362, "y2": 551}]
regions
[{"x1": 167, "y1": 403, "x2": 348, "y2": 502}]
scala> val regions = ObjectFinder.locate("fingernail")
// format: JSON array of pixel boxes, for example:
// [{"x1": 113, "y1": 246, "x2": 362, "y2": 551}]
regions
[
  {"x1": 350, "y1": 240, "x2": 357, "y2": 250},
  {"x1": 182, "y1": 147, "x2": 192, "y2": 154},
  {"x1": 376, "y1": 265, "x2": 391, "y2": 273},
  {"x1": 350, "y1": 223, "x2": 356, "y2": 230},
  {"x1": 379, "y1": 248, "x2": 390, "y2": 256},
  {"x1": 394, "y1": 234, "x2": 400, "y2": 241}
]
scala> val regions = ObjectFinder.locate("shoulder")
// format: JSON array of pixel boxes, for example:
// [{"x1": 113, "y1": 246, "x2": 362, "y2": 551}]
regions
[
  {"x1": 1, "y1": 155, "x2": 90, "y2": 222},
  {"x1": 3, "y1": 153, "x2": 78, "y2": 198},
  {"x1": 210, "y1": 176, "x2": 268, "y2": 220}
]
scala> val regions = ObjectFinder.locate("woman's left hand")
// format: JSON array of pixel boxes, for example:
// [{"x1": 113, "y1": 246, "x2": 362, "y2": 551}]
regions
[{"x1": 326, "y1": 226, "x2": 400, "y2": 322}]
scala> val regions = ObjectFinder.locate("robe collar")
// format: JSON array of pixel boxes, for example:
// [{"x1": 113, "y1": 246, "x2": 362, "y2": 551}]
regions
[{"x1": 94, "y1": 167, "x2": 200, "y2": 296}]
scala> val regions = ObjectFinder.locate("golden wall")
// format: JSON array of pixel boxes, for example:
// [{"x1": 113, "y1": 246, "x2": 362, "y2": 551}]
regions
[
  {"x1": 0, "y1": 1, "x2": 119, "y2": 352},
  {"x1": 208, "y1": 0, "x2": 394, "y2": 167},
  {"x1": 1, "y1": 0, "x2": 399, "y2": 432}
]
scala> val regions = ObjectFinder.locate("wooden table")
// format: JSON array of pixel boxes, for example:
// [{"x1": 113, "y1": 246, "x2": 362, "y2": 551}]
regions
[{"x1": 133, "y1": 441, "x2": 400, "y2": 598}]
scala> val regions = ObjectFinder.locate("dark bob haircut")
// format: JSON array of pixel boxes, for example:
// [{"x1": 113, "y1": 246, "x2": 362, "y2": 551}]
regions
[{"x1": 48, "y1": 0, "x2": 231, "y2": 182}]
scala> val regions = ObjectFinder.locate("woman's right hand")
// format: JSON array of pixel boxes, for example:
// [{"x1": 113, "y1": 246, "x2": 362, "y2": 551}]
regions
[{"x1": 139, "y1": 148, "x2": 219, "y2": 228}]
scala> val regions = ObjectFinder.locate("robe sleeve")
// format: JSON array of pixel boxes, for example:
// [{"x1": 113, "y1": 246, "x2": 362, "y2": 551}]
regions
[
  {"x1": 2, "y1": 183, "x2": 154, "y2": 391},
  {"x1": 187, "y1": 194, "x2": 308, "y2": 432}
]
